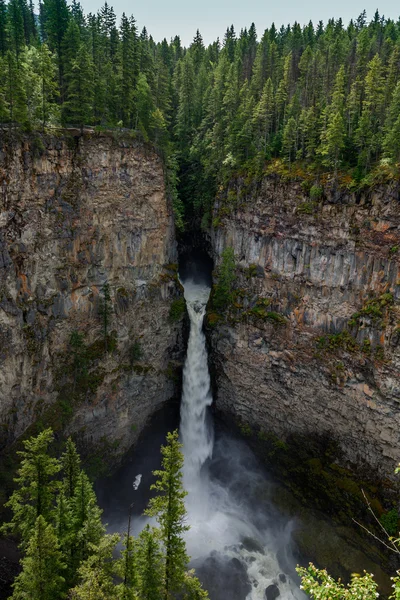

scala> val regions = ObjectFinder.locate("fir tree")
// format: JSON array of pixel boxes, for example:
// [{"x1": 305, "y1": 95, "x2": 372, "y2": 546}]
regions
[
  {"x1": 70, "y1": 534, "x2": 120, "y2": 600},
  {"x1": 11, "y1": 516, "x2": 66, "y2": 600},
  {"x1": 98, "y1": 282, "x2": 112, "y2": 353},
  {"x1": 145, "y1": 430, "x2": 190, "y2": 600},
  {"x1": 2, "y1": 428, "x2": 60, "y2": 547},
  {"x1": 61, "y1": 437, "x2": 81, "y2": 499},
  {"x1": 136, "y1": 525, "x2": 164, "y2": 600}
]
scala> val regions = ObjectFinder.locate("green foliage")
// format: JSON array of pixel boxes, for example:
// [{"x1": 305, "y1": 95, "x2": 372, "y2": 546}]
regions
[
  {"x1": 98, "y1": 283, "x2": 113, "y2": 353},
  {"x1": 348, "y1": 293, "x2": 394, "y2": 328},
  {"x1": 169, "y1": 297, "x2": 186, "y2": 322},
  {"x1": 129, "y1": 340, "x2": 142, "y2": 364},
  {"x1": 2, "y1": 428, "x2": 61, "y2": 547},
  {"x1": 380, "y1": 508, "x2": 399, "y2": 537},
  {"x1": 212, "y1": 247, "x2": 236, "y2": 313},
  {"x1": 297, "y1": 563, "x2": 379, "y2": 599},
  {"x1": 11, "y1": 515, "x2": 66, "y2": 600},
  {"x1": 145, "y1": 430, "x2": 190, "y2": 599},
  {"x1": 136, "y1": 525, "x2": 164, "y2": 600},
  {"x1": 1, "y1": 429, "x2": 208, "y2": 600},
  {"x1": 70, "y1": 534, "x2": 120, "y2": 600},
  {"x1": 309, "y1": 185, "x2": 323, "y2": 200}
]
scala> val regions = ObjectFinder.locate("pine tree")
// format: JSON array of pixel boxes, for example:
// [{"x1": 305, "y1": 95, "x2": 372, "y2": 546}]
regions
[
  {"x1": 183, "y1": 571, "x2": 209, "y2": 600},
  {"x1": 145, "y1": 431, "x2": 190, "y2": 600},
  {"x1": 11, "y1": 516, "x2": 66, "y2": 600},
  {"x1": 0, "y1": 0, "x2": 8, "y2": 56},
  {"x1": 319, "y1": 111, "x2": 346, "y2": 177},
  {"x1": 2, "y1": 428, "x2": 60, "y2": 547},
  {"x1": 355, "y1": 54, "x2": 385, "y2": 170},
  {"x1": 62, "y1": 43, "x2": 94, "y2": 129},
  {"x1": 70, "y1": 470, "x2": 105, "y2": 568},
  {"x1": 98, "y1": 282, "x2": 112, "y2": 352},
  {"x1": 281, "y1": 116, "x2": 297, "y2": 166},
  {"x1": 7, "y1": 0, "x2": 25, "y2": 59},
  {"x1": 383, "y1": 81, "x2": 400, "y2": 163},
  {"x1": 70, "y1": 534, "x2": 120, "y2": 600},
  {"x1": 41, "y1": 0, "x2": 70, "y2": 90},
  {"x1": 136, "y1": 525, "x2": 164, "y2": 600},
  {"x1": 61, "y1": 437, "x2": 81, "y2": 499},
  {"x1": 135, "y1": 72, "x2": 154, "y2": 137},
  {"x1": 69, "y1": 331, "x2": 87, "y2": 396},
  {"x1": 252, "y1": 77, "x2": 274, "y2": 158},
  {"x1": 115, "y1": 532, "x2": 138, "y2": 600}
]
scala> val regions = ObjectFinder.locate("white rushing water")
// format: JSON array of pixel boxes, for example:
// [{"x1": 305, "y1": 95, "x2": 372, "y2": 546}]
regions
[{"x1": 179, "y1": 277, "x2": 306, "y2": 600}]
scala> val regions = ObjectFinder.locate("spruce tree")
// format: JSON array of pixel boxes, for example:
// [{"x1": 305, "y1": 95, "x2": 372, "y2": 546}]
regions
[
  {"x1": 62, "y1": 43, "x2": 94, "y2": 129},
  {"x1": 61, "y1": 437, "x2": 81, "y2": 499},
  {"x1": 2, "y1": 428, "x2": 61, "y2": 547},
  {"x1": 136, "y1": 525, "x2": 164, "y2": 600},
  {"x1": 11, "y1": 516, "x2": 66, "y2": 600},
  {"x1": 145, "y1": 430, "x2": 190, "y2": 600},
  {"x1": 70, "y1": 534, "x2": 120, "y2": 600},
  {"x1": 0, "y1": 0, "x2": 8, "y2": 56},
  {"x1": 70, "y1": 470, "x2": 105, "y2": 568}
]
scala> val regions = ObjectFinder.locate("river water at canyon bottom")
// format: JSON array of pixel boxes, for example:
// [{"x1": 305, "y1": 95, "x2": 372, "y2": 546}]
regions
[{"x1": 96, "y1": 262, "x2": 391, "y2": 599}]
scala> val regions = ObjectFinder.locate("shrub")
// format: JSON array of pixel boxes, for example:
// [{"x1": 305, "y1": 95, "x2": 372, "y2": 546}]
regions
[
  {"x1": 169, "y1": 298, "x2": 186, "y2": 322},
  {"x1": 380, "y1": 508, "x2": 399, "y2": 536},
  {"x1": 309, "y1": 185, "x2": 323, "y2": 199},
  {"x1": 212, "y1": 247, "x2": 236, "y2": 312}
]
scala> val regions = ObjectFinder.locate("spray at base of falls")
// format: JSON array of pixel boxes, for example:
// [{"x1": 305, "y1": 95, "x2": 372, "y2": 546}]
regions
[{"x1": 179, "y1": 277, "x2": 306, "y2": 600}]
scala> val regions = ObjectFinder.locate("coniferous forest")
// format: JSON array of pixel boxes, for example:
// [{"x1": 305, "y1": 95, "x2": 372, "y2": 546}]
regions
[{"x1": 0, "y1": 2, "x2": 400, "y2": 226}]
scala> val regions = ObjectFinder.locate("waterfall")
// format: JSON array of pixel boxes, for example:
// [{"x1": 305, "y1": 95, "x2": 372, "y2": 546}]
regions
[
  {"x1": 180, "y1": 279, "x2": 214, "y2": 484},
  {"x1": 178, "y1": 274, "x2": 306, "y2": 600}
]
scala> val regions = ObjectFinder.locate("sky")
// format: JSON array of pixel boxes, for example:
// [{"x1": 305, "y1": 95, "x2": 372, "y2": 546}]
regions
[{"x1": 79, "y1": 0, "x2": 400, "y2": 46}]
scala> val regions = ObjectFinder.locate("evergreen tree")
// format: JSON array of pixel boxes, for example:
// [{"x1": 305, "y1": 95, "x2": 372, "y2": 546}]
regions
[
  {"x1": 319, "y1": 110, "x2": 346, "y2": 177},
  {"x1": 136, "y1": 525, "x2": 164, "y2": 600},
  {"x1": 98, "y1": 282, "x2": 112, "y2": 352},
  {"x1": 11, "y1": 516, "x2": 66, "y2": 600},
  {"x1": 115, "y1": 532, "x2": 138, "y2": 600},
  {"x1": 383, "y1": 80, "x2": 400, "y2": 163},
  {"x1": 41, "y1": 0, "x2": 70, "y2": 89},
  {"x1": 2, "y1": 429, "x2": 60, "y2": 547},
  {"x1": 70, "y1": 534, "x2": 120, "y2": 600},
  {"x1": 145, "y1": 430, "x2": 190, "y2": 600},
  {"x1": 70, "y1": 470, "x2": 105, "y2": 568},
  {"x1": 7, "y1": 0, "x2": 25, "y2": 59},
  {"x1": 282, "y1": 116, "x2": 297, "y2": 166},
  {"x1": 62, "y1": 43, "x2": 94, "y2": 129},
  {"x1": 0, "y1": 0, "x2": 8, "y2": 56},
  {"x1": 61, "y1": 437, "x2": 81, "y2": 499},
  {"x1": 213, "y1": 247, "x2": 236, "y2": 312}
]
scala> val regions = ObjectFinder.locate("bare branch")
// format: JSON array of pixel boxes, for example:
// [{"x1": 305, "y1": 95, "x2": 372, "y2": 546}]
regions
[{"x1": 352, "y1": 489, "x2": 400, "y2": 554}]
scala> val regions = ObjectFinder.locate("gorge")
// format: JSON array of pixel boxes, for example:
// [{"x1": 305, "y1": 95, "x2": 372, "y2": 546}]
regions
[{"x1": 1, "y1": 132, "x2": 400, "y2": 598}]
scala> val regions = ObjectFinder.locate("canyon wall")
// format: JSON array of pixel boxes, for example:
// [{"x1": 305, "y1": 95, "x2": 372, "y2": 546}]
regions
[
  {"x1": 209, "y1": 176, "x2": 400, "y2": 487},
  {"x1": 0, "y1": 132, "x2": 184, "y2": 464}
]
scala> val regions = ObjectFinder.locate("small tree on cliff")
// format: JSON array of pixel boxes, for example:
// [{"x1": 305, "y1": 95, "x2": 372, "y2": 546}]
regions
[
  {"x1": 212, "y1": 247, "x2": 236, "y2": 313},
  {"x1": 98, "y1": 282, "x2": 113, "y2": 353}
]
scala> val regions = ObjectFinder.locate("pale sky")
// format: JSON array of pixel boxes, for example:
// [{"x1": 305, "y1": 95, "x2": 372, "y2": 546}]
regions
[{"x1": 80, "y1": 0, "x2": 399, "y2": 46}]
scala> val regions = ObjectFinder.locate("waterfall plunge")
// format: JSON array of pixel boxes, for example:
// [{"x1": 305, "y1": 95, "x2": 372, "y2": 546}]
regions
[
  {"x1": 179, "y1": 276, "x2": 306, "y2": 600},
  {"x1": 180, "y1": 280, "x2": 214, "y2": 485}
]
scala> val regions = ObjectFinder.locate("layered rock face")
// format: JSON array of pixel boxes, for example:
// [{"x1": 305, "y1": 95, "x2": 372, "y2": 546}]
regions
[
  {"x1": 210, "y1": 177, "x2": 400, "y2": 479},
  {"x1": 0, "y1": 132, "x2": 184, "y2": 460}
]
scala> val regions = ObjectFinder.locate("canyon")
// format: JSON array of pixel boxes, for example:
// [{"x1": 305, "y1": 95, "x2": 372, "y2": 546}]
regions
[{"x1": 1, "y1": 134, "x2": 400, "y2": 505}]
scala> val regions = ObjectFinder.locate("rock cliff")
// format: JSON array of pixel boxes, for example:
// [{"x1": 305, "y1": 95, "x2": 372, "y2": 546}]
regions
[
  {"x1": 209, "y1": 176, "x2": 400, "y2": 491},
  {"x1": 0, "y1": 132, "x2": 184, "y2": 466}
]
